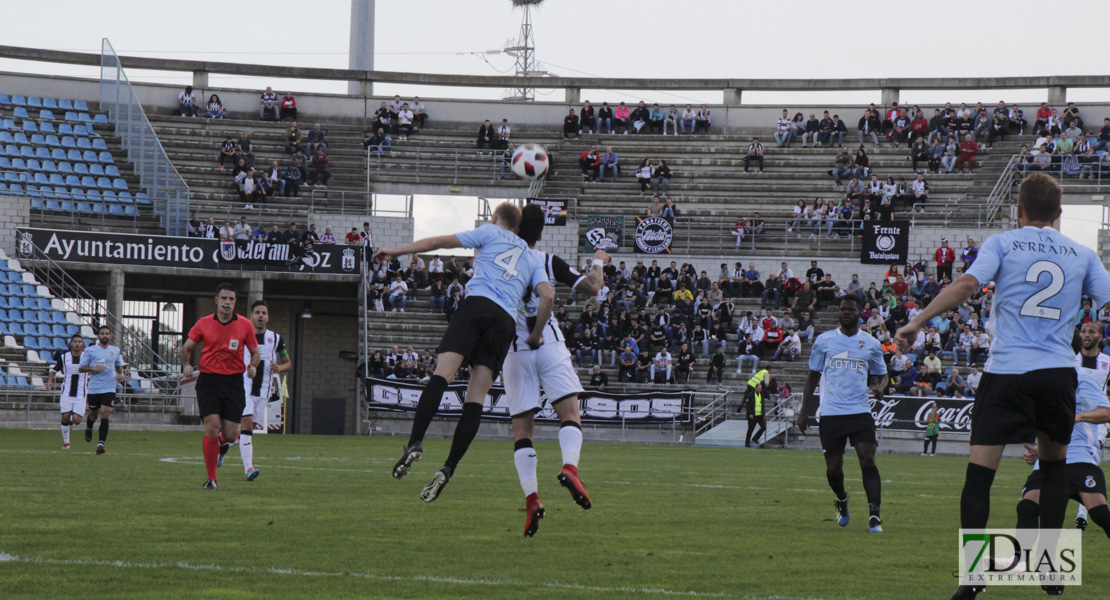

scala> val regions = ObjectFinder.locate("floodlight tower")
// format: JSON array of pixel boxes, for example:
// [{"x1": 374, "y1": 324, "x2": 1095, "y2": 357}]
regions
[{"x1": 504, "y1": 0, "x2": 546, "y2": 101}]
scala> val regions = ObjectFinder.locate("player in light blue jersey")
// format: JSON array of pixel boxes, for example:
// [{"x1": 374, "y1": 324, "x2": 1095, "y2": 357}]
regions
[
  {"x1": 799, "y1": 295, "x2": 888, "y2": 533},
  {"x1": 373, "y1": 202, "x2": 554, "y2": 503},
  {"x1": 78, "y1": 325, "x2": 125, "y2": 454},
  {"x1": 895, "y1": 174, "x2": 1110, "y2": 600},
  {"x1": 1017, "y1": 370, "x2": 1110, "y2": 544}
]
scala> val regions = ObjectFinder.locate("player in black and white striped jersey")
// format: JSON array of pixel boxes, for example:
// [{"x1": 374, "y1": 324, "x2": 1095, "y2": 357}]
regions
[
  {"x1": 1074, "y1": 320, "x2": 1110, "y2": 530},
  {"x1": 502, "y1": 203, "x2": 609, "y2": 537},
  {"x1": 46, "y1": 333, "x2": 89, "y2": 449}
]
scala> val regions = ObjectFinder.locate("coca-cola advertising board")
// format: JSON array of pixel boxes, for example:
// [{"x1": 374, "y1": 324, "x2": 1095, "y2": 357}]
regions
[{"x1": 806, "y1": 395, "x2": 973, "y2": 432}]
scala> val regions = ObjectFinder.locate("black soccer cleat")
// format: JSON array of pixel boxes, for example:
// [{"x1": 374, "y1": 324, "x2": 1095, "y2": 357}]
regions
[
  {"x1": 203, "y1": 480, "x2": 217, "y2": 490},
  {"x1": 1042, "y1": 585, "x2": 1064, "y2": 596},
  {"x1": 84, "y1": 428, "x2": 93, "y2": 443},
  {"x1": 950, "y1": 585, "x2": 985, "y2": 600},
  {"x1": 1076, "y1": 515, "x2": 1088, "y2": 531},
  {"x1": 833, "y1": 493, "x2": 850, "y2": 527},
  {"x1": 420, "y1": 466, "x2": 452, "y2": 503},
  {"x1": 392, "y1": 442, "x2": 423, "y2": 479}
]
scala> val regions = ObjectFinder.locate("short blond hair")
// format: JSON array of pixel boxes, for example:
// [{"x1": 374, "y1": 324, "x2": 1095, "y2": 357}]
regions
[{"x1": 493, "y1": 202, "x2": 522, "y2": 231}]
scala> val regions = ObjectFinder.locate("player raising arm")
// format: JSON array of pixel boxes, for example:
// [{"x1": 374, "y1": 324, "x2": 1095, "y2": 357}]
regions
[
  {"x1": 894, "y1": 174, "x2": 1110, "y2": 600},
  {"x1": 375, "y1": 202, "x2": 553, "y2": 503}
]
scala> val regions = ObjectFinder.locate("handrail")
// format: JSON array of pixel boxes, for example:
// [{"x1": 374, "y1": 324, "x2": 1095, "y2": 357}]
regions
[{"x1": 984, "y1": 155, "x2": 1020, "y2": 224}]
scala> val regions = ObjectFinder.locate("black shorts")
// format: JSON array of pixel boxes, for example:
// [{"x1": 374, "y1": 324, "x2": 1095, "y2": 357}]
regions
[
  {"x1": 819, "y1": 412, "x2": 877, "y2": 457},
  {"x1": 436, "y1": 296, "x2": 515, "y2": 374},
  {"x1": 970, "y1": 367, "x2": 1076, "y2": 446},
  {"x1": 1022, "y1": 463, "x2": 1107, "y2": 500},
  {"x1": 196, "y1": 373, "x2": 245, "y2": 422},
  {"x1": 87, "y1": 393, "x2": 115, "y2": 410}
]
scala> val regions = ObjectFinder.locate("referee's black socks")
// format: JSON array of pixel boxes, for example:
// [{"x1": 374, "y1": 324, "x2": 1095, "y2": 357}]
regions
[
  {"x1": 444, "y1": 402, "x2": 483, "y2": 473},
  {"x1": 961, "y1": 463, "x2": 996, "y2": 529},
  {"x1": 1038, "y1": 459, "x2": 1068, "y2": 530},
  {"x1": 408, "y1": 374, "x2": 448, "y2": 447}
]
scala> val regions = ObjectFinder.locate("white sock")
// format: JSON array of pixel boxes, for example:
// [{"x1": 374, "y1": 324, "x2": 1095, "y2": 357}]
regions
[
  {"x1": 1078, "y1": 504, "x2": 1089, "y2": 521},
  {"x1": 514, "y1": 445, "x2": 538, "y2": 497},
  {"x1": 240, "y1": 433, "x2": 254, "y2": 473},
  {"x1": 558, "y1": 423, "x2": 583, "y2": 468},
  {"x1": 61, "y1": 425, "x2": 70, "y2": 444}
]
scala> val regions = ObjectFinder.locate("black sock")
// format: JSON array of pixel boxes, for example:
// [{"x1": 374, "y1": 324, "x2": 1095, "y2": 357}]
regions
[
  {"x1": 1088, "y1": 504, "x2": 1110, "y2": 540},
  {"x1": 514, "y1": 438, "x2": 532, "y2": 451},
  {"x1": 408, "y1": 375, "x2": 449, "y2": 447},
  {"x1": 98, "y1": 418, "x2": 109, "y2": 443},
  {"x1": 861, "y1": 464, "x2": 881, "y2": 517},
  {"x1": 1016, "y1": 498, "x2": 1040, "y2": 530},
  {"x1": 960, "y1": 463, "x2": 997, "y2": 529},
  {"x1": 827, "y1": 467, "x2": 846, "y2": 499},
  {"x1": 86, "y1": 415, "x2": 96, "y2": 429},
  {"x1": 443, "y1": 402, "x2": 483, "y2": 473},
  {"x1": 1038, "y1": 459, "x2": 1068, "y2": 530}
]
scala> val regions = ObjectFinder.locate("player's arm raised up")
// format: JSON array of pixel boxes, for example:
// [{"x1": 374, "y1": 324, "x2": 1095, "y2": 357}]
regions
[
  {"x1": 373, "y1": 234, "x2": 462, "y2": 264},
  {"x1": 894, "y1": 274, "x2": 980, "y2": 351}
]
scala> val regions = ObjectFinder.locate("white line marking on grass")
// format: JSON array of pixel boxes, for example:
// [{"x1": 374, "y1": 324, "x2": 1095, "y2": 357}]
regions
[{"x1": 0, "y1": 551, "x2": 824, "y2": 600}]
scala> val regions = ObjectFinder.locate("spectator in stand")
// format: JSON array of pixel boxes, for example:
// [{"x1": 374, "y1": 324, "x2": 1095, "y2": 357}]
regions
[
  {"x1": 202, "y1": 218, "x2": 218, "y2": 239},
  {"x1": 202, "y1": 93, "x2": 225, "y2": 119},
  {"x1": 597, "y1": 147, "x2": 619, "y2": 182},
  {"x1": 264, "y1": 160, "x2": 284, "y2": 196},
  {"x1": 264, "y1": 224, "x2": 281, "y2": 244},
  {"x1": 828, "y1": 114, "x2": 848, "y2": 147},
  {"x1": 177, "y1": 85, "x2": 197, "y2": 117},
  {"x1": 278, "y1": 92, "x2": 297, "y2": 121},
  {"x1": 789, "y1": 112, "x2": 806, "y2": 144},
  {"x1": 650, "y1": 347, "x2": 672, "y2": 383},
  {"x1": 235, "y1": 168, "x2": 261, "y2": 209},
  {"x1": 910, "y1": 110, "x2": 928, "y2": 142},
  {"x1": 634, "y1": 159, "x2": 654, "y2": 195},
  {"x1": 774, "y1": 109, "x2": 794, "y2": 147},
  {"x1": 617, "y1": 345, "x2": 637, "y2": 382},
  {"x1": 816, "y1": 111, "x2": 834, "y2": 146},
  {"x1": 788, "y1": 199, "x2": 809, "y2": 234},
  {"x1": 496, "y1": 142, "x2": 515, "y2": 181},
  {"x1": 680, "y1": 104, "x2": 696, "y2": 134},
  {"x1": 830, "y1": 146, "x2": 854, "y2": 185},
  {"x1": 218, "y1": 220, "x2": 235, "y2": 241},
  {"x1": 909, "y1": 136, "x2": 929, "y2": 173},
  {"x1": 881, "y1": 102, "x2": 902, "y2": 133},
  {"x1": 319, "y1": 226, "x2": 338, "y2": 245},
  {"x1": 388, "y1": 273, "x2": 408, "y2": 312},
  {"x1": 853, "y1": 148, "x2": 870, "y2": 179},
  {"x1": 662, "y1": 104, "x2": 680, "y2": 135},
  {"x1": 889, "y1": 111, "x2": 910, "y2": 147},
  {"x1": 653, "y1": 160, "x2": 672, "y2": 196},
  {"x1": 411, "y1": 97, "x2": 428, "y2": 128},
  {"x1": 476, "y1": 119, "x2": 496, "y2": 151},
  {"x1": 597, "y1": 102, "x2": 615, "y2": 134},
  {"x1": 815, "y1": 273, "x2": 838, "y2": 307},
  {"x1": 396, "y1": 104, "x2": 416, "y2": 140},
  {"x1": 744, "y1": 138, "x2": 765, "y2": 173},
  {"x1": 282, "y1": 160, "x2": 301, "y2": 198},
  {"x1": 494, "y1": 119, "x2": 511, "y2": 149},
  {"x1": 562, "y1": 109, "x2": 580, "y2": 139},
  {"x1": 306, "y1": 123, "x2": 328, "y2": 157},
  {"x1": 661, "y1": 197, "x2": 678, "y2": 219},
  {"x1": 801, "y1": 113, "x2": 820, "y2": 147},
  {"x1": 925, "y1": 108, "x2": 948, "y2": 144},
  {"x1": 187, "y1": 211, "x2": 203, "y2": 237},
  {"x1": 387, "y1": 95, "x2": 403, "y2": 120},
  {"x1": 363, "y1": 127, "x2": 391, "y2": 156},
  {"x1": 648, "y1": 103, "x2": 664, "y2": 134},
  {"x1": 961, "y1": 238, "x2": 978, "y2": 270},
  {"x1": 695, "y1": 104, "x2": 712, "y2": 134},
  {"x1": 259, "y1": 86, "x2": 279, "y2": 121},
  {"x1": 934, "y1": 238, "x2": 955, "y2": 282},
  {"x1": 614, "y1": 101, "x2": 631, "y2": 134},
  {"x1": 308, "y1": 149, "x2": 330, "y2": 187},
  {"x1": 579, "y1": 145, "x2": 601, "y2": 181},
  {"x1": 345, "y1": 227, "x2": 361, "y2": 245},
  {"x1": 631, "y1": 100, "x2": 650, "y2": 134},
  {"x1": 372, "y1": 103, "x2": 393, "y2": 134},
  {"x1": 956, "y1": 134, "x2": 980, "y2": 174},
  {"x1": 579, "y1": 100, "x2": 595, "y2": 134},
  {"x1": 1033, "y1": 102, "x2": 1052, "y2": 132},
  {"x1": 908, "y1": 173, "x2": 929, "y2": 213},
  {"x1": 236, "y1": 132, "x2": 255, "y2": 167},
  {"x1": 217, "y1": 135, "x2": 237, "y2": 170},
  {"x1": 283, "y1": 121, "x2": 303, "y2": 156},
  {"x1": 761, "y1": 273, "x2": 782, "y2": 310},
  {"x1": 926, "y1": 137, "x2": 944, "y2": 174},
  {"x1": 1064, "y1": 102, "x2": 1083, "y2": 129}
]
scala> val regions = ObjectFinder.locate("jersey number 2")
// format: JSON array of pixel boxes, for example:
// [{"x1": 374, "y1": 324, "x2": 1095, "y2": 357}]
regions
[
  {"x1": 1020, "y1": 260, "x2": 1064, "y2": 320},
  {"x1": 494, "y1": 247, "x2": 524, "y2": 281}
]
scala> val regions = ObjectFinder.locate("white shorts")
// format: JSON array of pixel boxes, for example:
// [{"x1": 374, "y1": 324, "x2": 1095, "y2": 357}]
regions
[
  {"x1": 242, "y1": 394, "x2": 268, "y2": 419},
  {"x1": 503, "y1": 342, "x2": 583, "y2": 418},
  {"x1": 60, "y1": 396, "x2": 87, "y2": 416}
]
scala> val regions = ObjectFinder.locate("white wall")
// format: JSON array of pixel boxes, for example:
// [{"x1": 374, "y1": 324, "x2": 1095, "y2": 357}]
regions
[
  {"x1": 307, "y1": 213, "x2": 413, "y2": 252},
  {"x1": 0, "y1": 194, "x2": 31, "y2": 255}
]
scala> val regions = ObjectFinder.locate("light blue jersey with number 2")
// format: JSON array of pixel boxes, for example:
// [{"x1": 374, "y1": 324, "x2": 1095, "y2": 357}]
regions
[
  {"x1": 455, "y1": 223, "x2": 547, "y2": 318},
  {"x1": 966, "y1": 225, "x2": 1110, "y2": 374}
]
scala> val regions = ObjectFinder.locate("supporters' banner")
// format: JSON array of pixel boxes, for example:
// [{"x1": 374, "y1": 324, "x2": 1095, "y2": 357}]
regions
[
  {"x1": 805, "y1": 395, "x2": 973, "y2": 432},
  {"x1": 860, "y1": 221, "x2": 910, "y2": 264},
  {"x1": 634, "y1": 215, "x2": 673, "y2": 254},
  {"x1": 584, "y1": 215, "x2": 624, "y2": 252},
  {"x1": 363, "y1": 376, "x2": 691, "y2": 424},
  {"x1": 528, "y1": 198, "x2": 568, "y2": 226},
  {"x1": 17, "y1": 228, "x2": 360, "y2": 274}
]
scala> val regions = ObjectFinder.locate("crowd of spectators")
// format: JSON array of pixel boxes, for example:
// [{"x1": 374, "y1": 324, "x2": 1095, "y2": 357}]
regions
[{"x1": 564, "y1": 101, "x2": 713, "y2": 138}]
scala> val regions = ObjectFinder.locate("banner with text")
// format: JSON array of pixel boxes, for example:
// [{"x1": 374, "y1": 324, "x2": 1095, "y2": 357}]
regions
[
  {"x1": 528, "y1": 198, "x2": 569, "y2": 226},
  {"x1": 17, "y1": 228, "x2": 360, "y2": 274},
  {"x1": 633, "y1": 215, "x2": 674, "y2": 254},
  {"x1": 860, "y1": 220, "x2": 910, "y2": 264},
  {"x1": 805, "y1": 395, "x2": 973, "y2": 433},
  {"x1": 363, "y1": 376, "x2": 691, "y2": 424},
  {"x1": 584, "y1": 215, "x2": 624, "y2": 252}
]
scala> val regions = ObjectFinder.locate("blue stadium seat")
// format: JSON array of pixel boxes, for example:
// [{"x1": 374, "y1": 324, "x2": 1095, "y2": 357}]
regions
[
  {"x1": 0, "y1": 308, "x2": 8, "y2": 322},
  {"x1": 35, "y1": 323, "x2": 51, "y2": 336},
  {"x1": 105, "y1": 165, "x2": 120, "y2": 177},
  {"x1": 13, "y1": 376, "x2": 29, "y2": 389},
  {"x1": 64, "y1": 112, "x2": 79, "y2": 122},
  {"x1": 32, "y1": 173, "x2": 49, "y2": 185},
  {"x1": 80, "y1": 175, "x2": 95, "y2": 188},
  {"x1": 83, "y1": 189, "x2": 101, "y2": 203},
  {"x1": 41, "y1": 160, "x2": 56, "y2": 173},
  {"x1": 44, "y1": 135, "x2": 60, "y2": 147},
  {"x1": 38, "y1": 350, "x2": 53, "y2": 362},
  {"x1": 65, "y1": 175, "x2": 81, "y2": 187},
  {"x1": 0, "y1": 157, "x2": 8, "y2": 168},
  {"x1": 44, "y1": 199, "x2": 60, "y2": 211},
  {"x1": 82, "y1": 150, "x2": 98, "y2": 163},
  {"x1": 0, "y1": 94, "x2": 9, "y2": 105},
  {"x1": 108, "y1": 204, "x2": 124, "y2": 216},
  {"x1": 61, "y1": 136, "x2": 76, "y2": 149},
  {"x1": 11, "y1": 95, "x2": 26, "y2": 107},
  {"x1": 22, "y1": 337, "x2": 39, "y2": 350},
  {"x1": 57, "y1": 123, "x2": 72, "y2": 135},
  {"x1": 116, "y1": 191, "x2": 132, "y2": 204},
  {"x1": 23, "y1": 310, "x2": 40, "y2": 323},
  {"x1": 77, "y1": 113, "x2": 91, "y2": 124},
  {"x1": 29, "y1": 197, "x2": 42, "y2": 210},
  {"x1": 18, "y1": 146, "x2": 33, "y2": 158},
  {"x1": 92, "y1": 114, "x2": 107, "y2": 125},
  {"x1": 58, "y1": 99, "x2": 73, "y2": 110},
  {"x1": 4, "y1": 144, "x2": 18, "y2": 155},
  {"x1": 39, "y1": 110, "x2": 54, "y2": 121},
  {"x1": 4, "y1": 172, "x2": 24, "y2": 184},
  {"x1": 34, "y1": 147, "x2": 49, "y2": 160},
  {"x1": 13, "y1": 107, "x2": 29, "y2": 119},
  {"x1": 56, "y1": 314, "x2": 71, "y2": 326},
  {"x1": 22, "y1": 121, "x2": 36, "y2": 133},
  {"x1": 42, "y1": 97, "x2": 58, "y2": 109},
  {"x1": 112, "y1": 178, "x2": 126, "y2": 191},
  {"x1": 6, "y1": 272, "x2": 21, "y2": 284},
  {"x1": 26, "y1": 96, "x2": 42, "y2": 108},
  {"x1": 100, "y1": 190, "x2": 115, "y2": 203},
  {"x1": 26, "y1": 159, "x2": 41, "y2": 172},
  {"x1": 50, "y1": 148, "x2": 65, "y2": 160},
  {"x1": 52, "y1": 187, "x2": 69, "y2": 201},
  {"x1": 59, "y1": 200, "x2": 73, "y2": 212},
  {"x1": 8, "y1": 183, "x2": 23, "y2": 194},
  {"x1": 97, "y1": 177, "x2": 112, "y2": 189},
  {"x1": 13, "y1": 133, "x2": 28, "y2": 145},
  {"x1": 0, "y1": 121, "x2": 8, "y2": 132},
  {"x1": 76, "y1": 202, "x2": 93, "y2": 214},
  {"x1": 57, "y1": 162, "x2": 72, "y2": 174},
  {"x1": 30, "y1": 134, "x2": 45, "y2": 146},
  {"x1": 91, "y1": 138, "x2": 107, "y2": 151},
  {"x1": 67, "y1": 149, "x2": 82, "y2": 161},
  {"x1": 88, "y1": 163, "x2": 104, "y2": 176},
  {"x1": 76, "y1": 138, "x2": 91, "y2": 150},
  {"x1": 20, "y1": 285, "x2": 35, "y2": 297},
  {"x1": 39, "y1": 122, "x2": 54, "y2": 134},
  {"x1": 91, "y1": 203, "x2": 105, "y2": 215},
  {"x1": 0, "y1": 119, "x2": 11, "y2": 130},
  {"x1": 47, "y1": 173, "x2": 63, "y2": 186},
  {"x1": 51, "y1": 338, "x2": 67, "y2": 352},
  {"x1": 124, "y1": 205, "x2": 138, "y2": 216},
  {"x1": 135, "y1": 192, "x2": 150, "y2": 205},
  {"x1": 73, "y1": 163, "x2": 88, "y2": 175},
  {"x1": 0, "y1": 131, "x2": 12, "y2": 144},
  {"x1": 73, "y1": 124, "x2": 89, "y2": 136},
  {"x1": 97, "y1": 151, "x2": 112, "y2": 164},
  {"x1": 74, "y1": 100, "x2": 88, "y2": 112}
]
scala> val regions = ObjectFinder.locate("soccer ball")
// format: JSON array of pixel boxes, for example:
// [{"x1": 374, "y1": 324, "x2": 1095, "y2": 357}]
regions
[{"x1": 511, "y1": 143, "x2": 549, "y2": 180}]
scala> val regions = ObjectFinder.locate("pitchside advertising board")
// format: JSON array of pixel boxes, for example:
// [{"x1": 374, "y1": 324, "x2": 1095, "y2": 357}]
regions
[
  {"x1": 860, "y1": 220, "x2": 910, "y2": 264},
  {"x1": 805, "y1": 394, "x2": 973, "y2": 432},
  {"x1": 17, "y1": 228, "x2": 360, "y2": 274},
  {"x1": 364, "y1": 377, "x2": 691, "y2": 424},
  {"x1": 527, "y1": 198, "x2": 568, "y2": 226}
]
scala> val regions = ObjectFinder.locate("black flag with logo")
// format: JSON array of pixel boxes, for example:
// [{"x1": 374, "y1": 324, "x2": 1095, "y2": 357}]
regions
[{"x1": 860, "y1": 220, "x2": 909, "y2": 264}]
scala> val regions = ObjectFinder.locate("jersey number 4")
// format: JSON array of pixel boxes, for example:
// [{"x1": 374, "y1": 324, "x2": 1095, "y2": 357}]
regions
[
  {"x1": 494, "y1": 247, "x2": 524, "y2": 281},
  {"x1": 1020, "y1": 260, "x2": 1064, "y2": 320}
]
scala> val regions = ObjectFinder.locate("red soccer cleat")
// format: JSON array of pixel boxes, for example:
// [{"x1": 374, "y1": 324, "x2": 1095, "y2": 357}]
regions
[
  {"x1": 63, "y1": 443, "x2": 71, "y2": 450},
  {"x1": 557, "y1": 464, "x2": 592, "y2": 510},
  {"x1": 520, "y1": 493, "x2": 545, "y2": 538}
]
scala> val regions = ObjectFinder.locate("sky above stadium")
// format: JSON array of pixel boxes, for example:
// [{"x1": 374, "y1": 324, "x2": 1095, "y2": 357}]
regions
[{"x1": 1, "y1": 0, "x2": 1105, "y2": 248}]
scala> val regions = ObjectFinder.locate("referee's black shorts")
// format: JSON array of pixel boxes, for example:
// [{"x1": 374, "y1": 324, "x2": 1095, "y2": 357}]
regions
[
  {"x1": 970, "y1": 367, "x2": 1076, "y2": 446},
  {"x1": 436, "y1": 296, "x2": 515, "y2": 374},
  {"x1": 196, "y1": 373, "x2": 245, "y2": 422}
]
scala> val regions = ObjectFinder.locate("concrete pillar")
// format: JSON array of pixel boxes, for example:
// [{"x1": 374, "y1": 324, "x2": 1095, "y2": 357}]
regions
[
  {"x1": 881, "y1": 88, "x2": 899, "y2": 107},
  {"x1": 565, "y1": 87, "x2": 580, "y2": 104},
  {"x1": 192, "y1": 70, "x2": 209, "y2": 90},
  {"x1": 107, "y1": 268, "x2": 124, "y2": 341},
  {"x1": 247, "y1": 273, "x2": 265, "y2": 307},
  {"x1": 723, "y1": 88, "x2": 742, "y2": 105},
  {"x1": 1048, "y1": 86, "x2": 1067, "y2": 106},
  {"x1": 348, "y1": 0, "x2": 375, "y2": 96}
]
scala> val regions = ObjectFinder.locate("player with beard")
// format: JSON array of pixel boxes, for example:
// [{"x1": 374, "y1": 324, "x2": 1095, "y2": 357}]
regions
[
  {"x1": 798, "y1": 295, "x2": 888, "y2": 533},
  {"x1": 1074, "y1": 321, "x2": 1110, "y2": 530}
]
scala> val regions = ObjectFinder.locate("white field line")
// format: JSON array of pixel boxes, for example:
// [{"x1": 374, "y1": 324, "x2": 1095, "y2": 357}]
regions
[{"x1": 0, "y1": 551, "x2": 825, "y2": 600}]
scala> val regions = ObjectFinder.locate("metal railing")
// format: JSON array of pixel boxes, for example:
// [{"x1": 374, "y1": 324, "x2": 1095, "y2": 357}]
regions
[
  {"x1": 1006, "y1": 152, "x2": 1110, "y2": 187},
  {"x1": 692, "y1": 388, "x2": 731, "y2": 436},
  {"x1": 368, "y1": 145, "x2": 519, "y2": 183},
  {"x1": 99, "y1": 38, "x2": 190, "y2": 236},
  {"x1": 184, "y1": 190, "x2": 411, "y2": 228}
]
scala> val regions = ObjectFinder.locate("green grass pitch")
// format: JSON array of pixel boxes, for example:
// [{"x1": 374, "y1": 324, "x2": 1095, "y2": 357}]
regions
[{"x1": 0, "y1": 429, "x2": 1106, "y2": 599}]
